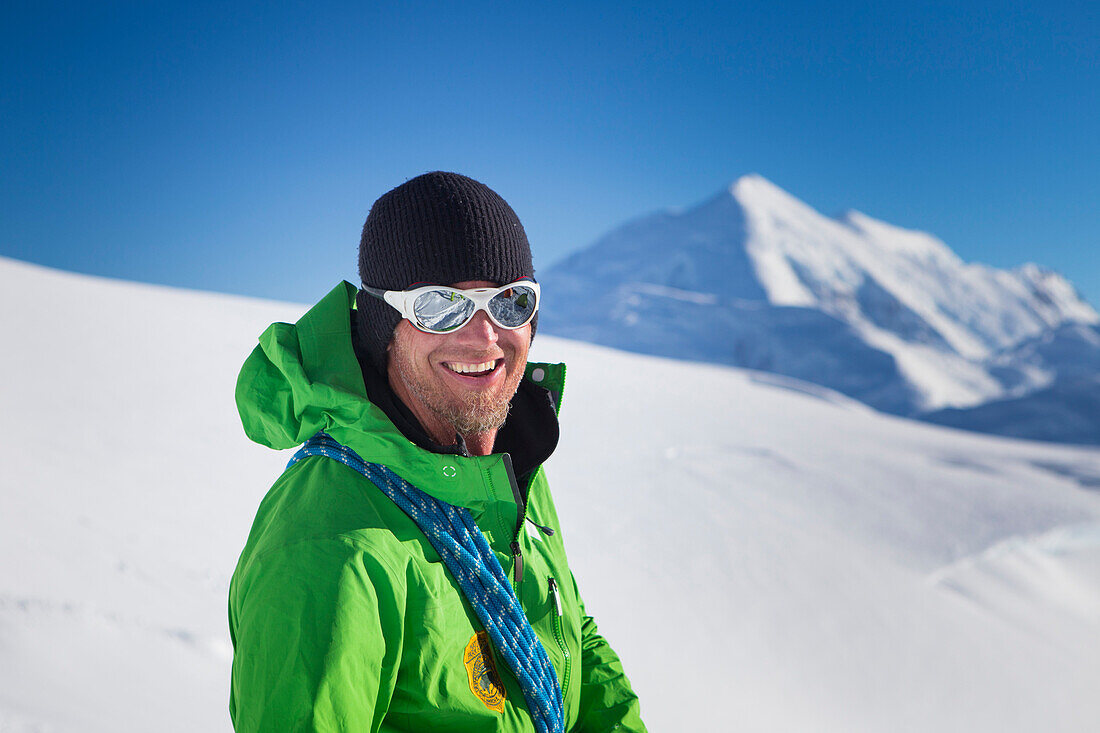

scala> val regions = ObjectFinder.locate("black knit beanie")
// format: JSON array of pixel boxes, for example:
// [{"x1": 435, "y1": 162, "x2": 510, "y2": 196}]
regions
[{"x1": 356, "y1": 171, "x2": 536, "y2": 374}]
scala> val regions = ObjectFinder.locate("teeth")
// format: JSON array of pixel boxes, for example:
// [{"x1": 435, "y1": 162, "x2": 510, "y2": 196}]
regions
[{"x1": 446, "y1": 360, "x2": 497, "y2": 374}]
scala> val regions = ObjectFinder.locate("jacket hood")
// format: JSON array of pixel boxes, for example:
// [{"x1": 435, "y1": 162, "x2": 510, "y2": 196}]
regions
[
  {"x1": 237, "y1": 282, "x2": 376, "y2": 449},
  {"x1": 235, "y1": 282, "x2": 565, "y2": 503}
]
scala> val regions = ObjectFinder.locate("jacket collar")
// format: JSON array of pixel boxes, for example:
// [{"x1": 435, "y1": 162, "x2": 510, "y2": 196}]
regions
[{"x1": 237, "y1": 281, "x2": 565, "y2": 510}]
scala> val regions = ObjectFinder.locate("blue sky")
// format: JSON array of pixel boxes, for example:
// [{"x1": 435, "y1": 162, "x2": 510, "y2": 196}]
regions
[{"x1": 3, "y1": 0, "x2": 1098, "y2": 305}]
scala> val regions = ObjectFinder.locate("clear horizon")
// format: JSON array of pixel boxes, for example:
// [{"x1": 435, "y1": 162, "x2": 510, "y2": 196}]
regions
[{"x1": 3, "y1": 1, "x2": 1098, "y2": 306}]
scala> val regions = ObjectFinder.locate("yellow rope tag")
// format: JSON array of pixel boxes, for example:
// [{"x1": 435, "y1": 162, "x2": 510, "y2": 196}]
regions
[{"x1": 464, "y1": 630, "x2": 507, "y2": 713}]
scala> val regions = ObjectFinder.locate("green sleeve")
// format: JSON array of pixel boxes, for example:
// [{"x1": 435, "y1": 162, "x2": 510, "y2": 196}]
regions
[
  {"x1": 230, "y1": 538, "x2": 405, "y2": 732},
  {"x1": 569, "y1": 574, "x2": 648, "y2": 733}
]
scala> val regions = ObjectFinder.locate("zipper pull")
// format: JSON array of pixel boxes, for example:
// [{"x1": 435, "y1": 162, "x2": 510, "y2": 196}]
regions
[
  {"x1": 526, "y1": 517, "x2": 555, "y2": 537},
  {"x1": 510, "y1": 541, "x2": 524, "y2": 584},
  {"x1": 548, "y1": 577, "x2": 563, "y2": 617}
]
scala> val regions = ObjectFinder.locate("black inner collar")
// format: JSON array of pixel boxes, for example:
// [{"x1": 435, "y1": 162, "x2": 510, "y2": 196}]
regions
[{"x1": 350, "y1": 310, "x2": 559, "y2": 484}]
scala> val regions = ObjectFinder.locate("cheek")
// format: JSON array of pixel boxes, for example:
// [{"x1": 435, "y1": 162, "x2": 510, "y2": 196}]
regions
[
  {"x1": 396, "y1": 327, "x2": 441, "y2": 367},
  {"x1": 505, "y1": 326, "x2": 532, "y2": 359},
  {"x1": 391, "y1": 333, "x2": 433, "y2": 377},
  {"x1": 505, "y1": 341, "x2": 529, "y2": 368}
]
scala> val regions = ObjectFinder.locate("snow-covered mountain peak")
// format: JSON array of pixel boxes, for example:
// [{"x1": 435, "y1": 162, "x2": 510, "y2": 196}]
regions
[
  {"x1": 725, "y1": 173, "x2": 831, "y2": 229},
  {"x1": 540, "y1": 176, "x2": 1100, "y2": 426},
  {"x1": 728, "y1": 172, "x2": 791, "y2": 201}
]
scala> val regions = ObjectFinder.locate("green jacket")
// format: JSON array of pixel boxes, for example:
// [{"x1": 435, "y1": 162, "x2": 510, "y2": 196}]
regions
[{"x1": 229, "y1": 282, "x2": 646, "y2": 732}]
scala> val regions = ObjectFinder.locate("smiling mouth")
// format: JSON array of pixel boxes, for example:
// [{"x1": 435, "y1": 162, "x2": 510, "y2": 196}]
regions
[{"x1": 443, "y1": 359, "x2": 501, "y2": 377}]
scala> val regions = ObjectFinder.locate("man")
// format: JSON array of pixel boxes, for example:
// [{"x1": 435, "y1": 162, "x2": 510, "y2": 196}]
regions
[{"x1": 229, "y1": 172, "x2": 647, "y2": 732}]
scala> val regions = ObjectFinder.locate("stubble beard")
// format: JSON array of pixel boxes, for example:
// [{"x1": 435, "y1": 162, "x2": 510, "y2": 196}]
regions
[{"x1": 390, "y1": 341, "x2": 519, "y2": 438}]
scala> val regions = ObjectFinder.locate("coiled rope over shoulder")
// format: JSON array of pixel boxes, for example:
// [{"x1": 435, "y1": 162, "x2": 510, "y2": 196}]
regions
[{"x1": 288, "y1": 432, "x2": 565, "y2": 733}]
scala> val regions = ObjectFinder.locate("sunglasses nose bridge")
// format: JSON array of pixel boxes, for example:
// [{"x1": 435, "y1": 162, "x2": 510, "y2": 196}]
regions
[{"x1": 450, "y1": 308, "x2": 500, "y2": 344}]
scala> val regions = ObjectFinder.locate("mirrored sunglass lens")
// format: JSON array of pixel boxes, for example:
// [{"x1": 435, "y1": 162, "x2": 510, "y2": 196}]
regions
[
  {"x1": 413, "y1": 290, "x2": 475, "y2": 332},
  {"x1": 488, "y1": 285, "x2": 538, "y2": 327}
]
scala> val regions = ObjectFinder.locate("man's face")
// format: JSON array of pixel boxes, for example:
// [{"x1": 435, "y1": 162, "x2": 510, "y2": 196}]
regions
[{"x1": 387, "y1": 280, "x2": 532, "y2": 441}]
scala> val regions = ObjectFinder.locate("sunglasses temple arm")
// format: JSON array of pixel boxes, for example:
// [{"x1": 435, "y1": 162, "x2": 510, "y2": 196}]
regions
[
  {"x1": 359, "y1": 284, "x2": 388, "y2": 299},
  {"x1": 359, "y1": 284, "x2": 412, "y2": 319}
]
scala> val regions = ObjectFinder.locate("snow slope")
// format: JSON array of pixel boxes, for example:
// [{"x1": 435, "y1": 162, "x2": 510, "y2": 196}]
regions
[
  {"x1": 2, "y1": 255, "x2": 1099, "y2": 732},
  {"x1": 539, "y1": 175, "x2": 1100, "y2": 441}
]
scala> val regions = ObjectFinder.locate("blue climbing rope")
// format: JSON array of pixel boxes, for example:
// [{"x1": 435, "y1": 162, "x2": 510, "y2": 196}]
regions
[{"x1": 288, "y1": 432, "x2": 565, "y2": 733}]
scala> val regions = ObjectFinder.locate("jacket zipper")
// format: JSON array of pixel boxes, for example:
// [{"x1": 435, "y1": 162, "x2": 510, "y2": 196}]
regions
[
  {"x1": 510, "y1": 540, "x2": 524, "y2": 585},
  {"x1": 547, "y1": 577, "x2": 572, "y2": 697},
  {"x1": 502, "y1": 453, "x2": 526, "y2": 585}
]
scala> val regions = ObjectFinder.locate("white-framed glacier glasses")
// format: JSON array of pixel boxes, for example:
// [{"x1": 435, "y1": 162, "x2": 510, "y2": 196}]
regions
[{"x1": 360, "y1": 279, "x2": 540, "y2": 334}]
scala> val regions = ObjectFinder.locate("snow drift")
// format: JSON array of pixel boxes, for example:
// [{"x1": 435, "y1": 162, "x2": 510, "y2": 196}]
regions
[{"x1": 1, "y1": 255, "x2": 1099, "y2": 732}]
